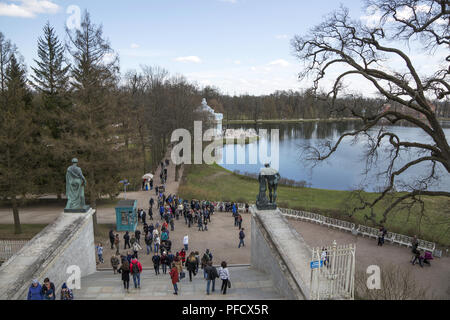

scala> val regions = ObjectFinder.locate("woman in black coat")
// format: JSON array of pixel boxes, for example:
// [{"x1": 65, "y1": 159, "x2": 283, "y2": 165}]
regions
[
  {"x1": 186, "y1": 253, "x2": 198, "y2": 282},
  {"x1": 119, "y1": 261, "x2": 131, "y2": 292}
]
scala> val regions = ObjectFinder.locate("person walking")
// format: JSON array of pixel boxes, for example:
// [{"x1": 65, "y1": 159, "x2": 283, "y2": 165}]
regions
[
  {"x1": 114, "y1": 234, "x2": 120, "y2": 255},
  {"x1": 377, "y1": 231, "x2": 385, "y2": 247},
  {"x1": 41, "y1": 278, "x2": 56, "y2": 300},
  {"x1": 170, "y1": 263, "x2": 180, "y2": 295},
  {"x1": 119, "y1": 260, "x2": 130, "y2": 293},
  {"x1": 170, "y1": 217, "x2": 175, "y2": 231},
  {"x1": 124, "y1": 231, "x2": 131, "y2": 249},
  {"x1": 183, "y1": 235, "x2": 189, "y2": 251},
  {"x1": 135, "y1": 229, "x2": 141, "y2": 245},
  {"x1": 154, "y1": 234, "x2": 161, "y2": 253},
  {"x1": 142, "y1": 210, "x2": 147, "y2": 225},
  {"x1": 186, "y1": 252, "x2": 198, "y2": 282},
  {"x1": 109, "y1": 229, "x2": 115, "y2": 249},
  {"x1": 237, "y1": 214, "x2": 243, "y2": 230},
  {"x1": 238, "y1": 228, "x2": 246, "y2": 248},
  {"x1": 130, "y1": 257, "x2": 143, "y2": 289},
  {"x1": 111, "y1": 254, "x2": 120, "y2": 274},
  {"x1": 201, "y1": 250, "x2": 211, "y2": 279},
  {"x1": 60, "y1": 283, "x2": 74, "y2": 300},
  {"x1": 198, "y1": 217, "x2": 204, "y2": 231},
  {"x1": 179, "y1": 248, "x2": 186, "y2": 266},
  {"x1": 161, "y1": 251, "x2": 169, "y2": 274},
  {"x1": 96, "y1": 243, "x2": 104, "y2": 264},
  {"x1": 219, "y1": 262, "x2": 230, "y2": 295},
  {"x1": 205, "y1": 261, "x2": 219, "y2": 295},
  {"x1": 133, "y1": 241, "x2": 142, "y2": 259},
  {"x1": 174, "y1": 253, "x2": 183, "y2": 277},
  {"x1": 27, "y1": 280, "x2": 43, "y2": 300},
  {"x1": 152, "y1": 253, "x2": 161, "y2": 275},
  {"x1": 145, "y1": 233, "x2": 153, "y2": 255}
]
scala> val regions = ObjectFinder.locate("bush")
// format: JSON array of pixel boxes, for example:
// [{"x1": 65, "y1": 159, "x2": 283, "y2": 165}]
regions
[{"x1": 355, "y1": 264, "x2": 430, "y2": 300}]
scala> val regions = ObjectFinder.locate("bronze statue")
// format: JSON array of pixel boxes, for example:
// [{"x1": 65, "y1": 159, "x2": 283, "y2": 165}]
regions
[
  {"x1": 256, "y1": 164, "x2": 281, "y2": 210},
  {"x1": 65, "y1": 158, "x2": 90, "y2": 213}
]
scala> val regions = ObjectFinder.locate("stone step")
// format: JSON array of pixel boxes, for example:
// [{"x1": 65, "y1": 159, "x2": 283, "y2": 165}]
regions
[{"x1": 75, "y1": 266, "x2": 285, "y2": 300}]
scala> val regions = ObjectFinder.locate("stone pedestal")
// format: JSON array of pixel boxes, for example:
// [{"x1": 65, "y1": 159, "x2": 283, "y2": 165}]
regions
[{"x1": 64, "y1": 205, "x2": 91, "y2": 213}]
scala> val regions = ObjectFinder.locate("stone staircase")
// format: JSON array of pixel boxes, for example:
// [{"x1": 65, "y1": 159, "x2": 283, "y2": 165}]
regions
[{"x1": 75, "y1": 266, "x2": 285, "y2": 300}]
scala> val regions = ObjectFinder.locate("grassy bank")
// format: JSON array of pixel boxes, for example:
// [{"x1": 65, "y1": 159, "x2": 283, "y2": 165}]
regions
[{"x1": 178, "y1": 164, "x2": 450, "y2": 246}]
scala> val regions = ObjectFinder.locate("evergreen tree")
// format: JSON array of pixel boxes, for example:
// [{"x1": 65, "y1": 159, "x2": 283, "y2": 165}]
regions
[
  {"x1": 31, "y1": 22, "x2": 71, "y2": 197},
  {"x1": 0, "y1": 54, "x2": 36, "y2": 234},
  {"x1": 65, "y1": 11, "x2": 122, "y2": 231}
]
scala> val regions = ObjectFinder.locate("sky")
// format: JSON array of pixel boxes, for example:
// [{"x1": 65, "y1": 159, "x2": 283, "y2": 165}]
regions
[{"x1": 0, "y1": 0, "x2": 447, "y2": 96}]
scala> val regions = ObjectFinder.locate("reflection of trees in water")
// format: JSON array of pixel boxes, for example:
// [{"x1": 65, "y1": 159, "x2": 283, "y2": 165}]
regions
[{"x1": 315, "y1": 122, "x2": 334, "y2": 139}]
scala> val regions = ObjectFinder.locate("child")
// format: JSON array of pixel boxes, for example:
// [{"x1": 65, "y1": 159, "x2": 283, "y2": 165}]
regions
[{"x1": 96, "y1": 243, "x2": 104, "y2": 264}]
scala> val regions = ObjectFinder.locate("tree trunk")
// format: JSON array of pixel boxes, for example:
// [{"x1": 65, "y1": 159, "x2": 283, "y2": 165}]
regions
[
  {"x1": 11, "y1": 196, "x2": 22, "y2": 234},
  {"x1": 89, "y1": 170, "x2": 98, "y2": 236}
]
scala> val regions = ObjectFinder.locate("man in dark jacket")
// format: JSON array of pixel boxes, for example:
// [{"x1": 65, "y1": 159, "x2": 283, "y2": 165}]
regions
[
  {"x1": 205, "y1": 261, "x2": 219, "y2": 295},
  {"x1": 152, "y1": 253, "x2": 161, "y2": 275},
  {"x1": 41, "y1": 278, "x2": 56, "y2": 300},
  {"x1": 239, "y1": 228, "x2": 245, "y2": 248},
  {"x1": 135, "y1": 229, "x2": 141, "y2": 245},
  {"x1": 124, "y1": 231, "x2": 131, "y2": 249},
  {"x1": 109, "y1": 229, "x2": 115, "y2": 249}
]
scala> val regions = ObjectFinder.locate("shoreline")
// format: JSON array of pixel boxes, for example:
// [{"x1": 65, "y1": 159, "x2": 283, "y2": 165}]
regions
[{"x1": 224, "y1": 117, "x2": 450, "y2": 125}]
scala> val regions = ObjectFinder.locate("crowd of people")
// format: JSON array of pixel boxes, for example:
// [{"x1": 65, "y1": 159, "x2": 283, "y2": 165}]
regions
[
  {"x1": 27, "y1": 159, "x2": 246, "y2": 300},
  {"x1": 103, "y1": 166, "x2": 241, "y2": 296}
]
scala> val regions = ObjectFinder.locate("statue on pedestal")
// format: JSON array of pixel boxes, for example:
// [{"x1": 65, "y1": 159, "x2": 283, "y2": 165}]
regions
[
  {"x1": 65, "y1": 158, "x2": 91, "y2": 213},
  {"x1": 256, "y1": 164, "x2": 281, "y2": 210}
]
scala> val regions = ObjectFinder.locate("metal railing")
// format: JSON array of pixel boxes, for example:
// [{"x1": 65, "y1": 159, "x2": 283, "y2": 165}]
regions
[
  {"x1": 0, "y1": 240, "x2": 28, "y2": 262},
  {"x1": 278, "y1": 207, "x2": 436, "y2": 253}
]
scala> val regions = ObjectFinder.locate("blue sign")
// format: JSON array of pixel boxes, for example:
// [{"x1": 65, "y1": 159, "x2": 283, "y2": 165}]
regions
[{"x1": 310, "y1": 260, "x2": 324, "y2": 269}]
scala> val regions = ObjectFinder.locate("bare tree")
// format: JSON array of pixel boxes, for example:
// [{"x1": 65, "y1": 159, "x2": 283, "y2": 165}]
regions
[{"x1": 291, "y1": 0, "x2": 449, "y2": 225}]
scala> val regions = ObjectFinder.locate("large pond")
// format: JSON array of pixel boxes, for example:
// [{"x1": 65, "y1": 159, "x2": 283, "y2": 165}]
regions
[{"x1": 219, "y1": 120, "x2": 450, "y2": 192}]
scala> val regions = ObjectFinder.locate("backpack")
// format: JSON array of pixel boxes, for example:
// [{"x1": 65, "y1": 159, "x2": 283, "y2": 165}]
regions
[{"x1": 132, "y1": 262, "x2": 140, "y2": 274}]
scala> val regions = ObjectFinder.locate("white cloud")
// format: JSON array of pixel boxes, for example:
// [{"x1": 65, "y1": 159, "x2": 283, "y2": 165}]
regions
[
  {"x1": 130, "y1": 43, "x2": 140, "y2": 49},
  {"x1": 269, "y1": 59, "x2": 290, "y2": 67},
  {"x1": 174, "y1": 56, "x2": 202, "y2": 63},
  {"x1": 275, "y1": 34, "x2": 289, "y2": 39},
  {"x1": 220, "y1": 0, "x2": 237, "y2": 3},
  {"x1": 361, "y1": 4, "x2": 435, "y2": 28},
  {"x1": 0, "y1": 0, "x2": 60, "y2": 18}
]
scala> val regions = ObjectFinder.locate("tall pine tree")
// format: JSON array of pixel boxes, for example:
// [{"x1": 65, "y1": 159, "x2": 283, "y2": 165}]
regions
[
  {"x1": 0, "y1": 54, "x2": 35, "y2": 234},
  {"x1": 31, "y1": 22, "x2": 71, "y2": 198},
  {"x1": 65, "y1": 11, "x2": 123, "y2": 232}
]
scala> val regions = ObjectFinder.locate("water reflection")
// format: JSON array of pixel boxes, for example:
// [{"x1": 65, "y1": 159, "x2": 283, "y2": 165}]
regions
[{"x1": 221, "y1": 120, "x2": 450, "y2": 192}]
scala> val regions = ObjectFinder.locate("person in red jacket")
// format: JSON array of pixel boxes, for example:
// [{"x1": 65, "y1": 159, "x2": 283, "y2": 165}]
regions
[
  {"x1": 170, "y1": 263, "x2": 179, "y2": 295},
  {"x1": 179, "y1": 249, "x2": 186, "y2": 266},
  {"x1": 130, "y1": 258, "x2": 143, "y2": 289}
]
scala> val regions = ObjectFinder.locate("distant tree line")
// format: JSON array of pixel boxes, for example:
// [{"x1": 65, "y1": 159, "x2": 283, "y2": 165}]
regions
[{"x1": 201, "y1": 86, "x2": 450, "y2": 122}]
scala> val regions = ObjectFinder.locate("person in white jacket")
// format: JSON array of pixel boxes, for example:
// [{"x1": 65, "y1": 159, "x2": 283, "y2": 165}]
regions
[
  {"x1": 218, "y1": 261, "x2": 230, "y2": 295},
  {"x1": 183, "y1": 235, "x2": 189, "y2": 251}
]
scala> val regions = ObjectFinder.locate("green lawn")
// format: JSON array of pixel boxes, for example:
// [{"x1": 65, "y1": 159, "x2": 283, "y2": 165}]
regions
[
  {"x1": 178, "y1": 163, "x2": 450, "y2": 246},
  {"x1": 0, "y1": 224, "x2": 48, "y2": 240}
]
